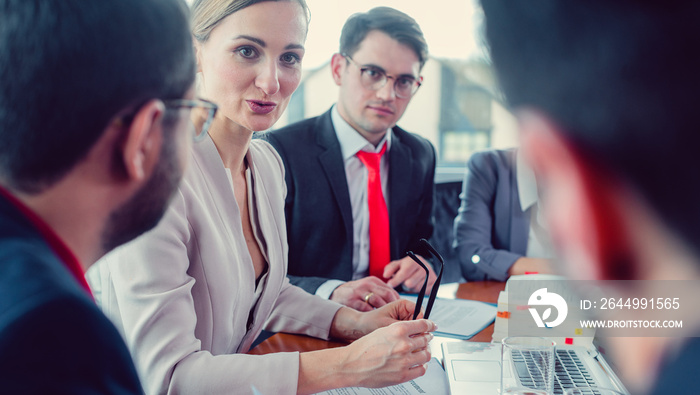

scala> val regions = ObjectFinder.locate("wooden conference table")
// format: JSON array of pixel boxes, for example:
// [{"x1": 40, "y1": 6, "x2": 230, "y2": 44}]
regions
[{"x1": 249, "y1": 281, "x2": 505, "y2": 355}]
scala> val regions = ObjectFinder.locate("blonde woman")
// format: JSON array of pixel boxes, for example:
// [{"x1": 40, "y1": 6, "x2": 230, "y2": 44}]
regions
[{"x1": 87, "y1": 1, "x2": 435, "y2": 394}]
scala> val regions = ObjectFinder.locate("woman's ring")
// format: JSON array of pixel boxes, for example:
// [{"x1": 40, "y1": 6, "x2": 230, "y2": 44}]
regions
[{"x1": 364, "y1": 292, "x2": 374, "y2": 304}]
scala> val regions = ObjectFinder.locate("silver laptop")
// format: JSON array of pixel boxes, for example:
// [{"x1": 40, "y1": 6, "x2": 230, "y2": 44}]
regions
[{"x1": 442, "y1": 341, "x2": 629, "y2": 395}]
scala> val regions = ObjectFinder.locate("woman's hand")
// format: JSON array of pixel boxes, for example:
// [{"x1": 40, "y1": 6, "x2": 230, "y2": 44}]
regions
[
  {"x1": 339, "y1": 319, "x2": 436, "y2": 388},
  {"x1": 329, "y1": 299, "x2": 420, "y2": 342},
  {"x1": 298, "y1": 319, "x2": 437, "y2": 394}
]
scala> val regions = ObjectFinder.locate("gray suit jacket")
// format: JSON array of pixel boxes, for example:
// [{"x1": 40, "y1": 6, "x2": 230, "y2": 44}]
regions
[
  {"x1": 267, "y1": 109, "x2": 436, "y2": 294},
  {"x1": 453, "y1": 149, "x2": 530, "y2": 281}
]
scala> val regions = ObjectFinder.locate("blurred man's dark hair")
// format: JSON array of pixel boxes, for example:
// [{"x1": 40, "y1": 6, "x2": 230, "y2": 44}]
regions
[{"x1": 481, "y1": 1, "x2": 700, "y2": 257}]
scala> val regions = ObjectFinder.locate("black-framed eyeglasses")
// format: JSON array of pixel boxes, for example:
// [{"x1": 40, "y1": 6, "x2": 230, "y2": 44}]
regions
[
  {"x1": 342, "y1": 53, "x2": 422, "y2": 99},
  {"x1": 406, "y1": 238, "x2": 444, "y2": 320},
  {"x1": 163, "y1": 98, "x2": 218, "y2": 142}
]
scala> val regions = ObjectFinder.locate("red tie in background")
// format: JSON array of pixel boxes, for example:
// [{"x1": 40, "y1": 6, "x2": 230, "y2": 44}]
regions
[{"x1": 356, "y1": 144, "x2": 390, "y2": 281}]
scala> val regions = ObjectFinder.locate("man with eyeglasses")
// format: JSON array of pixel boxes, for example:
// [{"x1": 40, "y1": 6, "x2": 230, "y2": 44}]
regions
[
  {"x1": 0, "y1": 1, "x2": 211, "y2": 393},
  {"x1": 268, "y1": 7, "x2": 437, "y2": 312}
]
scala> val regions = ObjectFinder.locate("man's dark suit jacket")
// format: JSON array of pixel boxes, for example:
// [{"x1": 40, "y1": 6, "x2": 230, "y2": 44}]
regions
[
  {"x1": 0, "y1": 193, "x2": 143, "y2": 394},
  {"x1": 267, "y1": 109, "x2": 436, "y2": 294},
  {"x1": 650, "y1": 335, "x2": 700, "y2": 394}
]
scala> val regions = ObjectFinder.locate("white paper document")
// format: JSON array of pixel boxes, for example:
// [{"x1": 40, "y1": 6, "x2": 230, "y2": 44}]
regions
[
  {"x1": 313, "y1": 358, "x2": 448, "y2": 395},
  {"x1": 402, "y1": 295, "x2": 497, "y2": 340}
]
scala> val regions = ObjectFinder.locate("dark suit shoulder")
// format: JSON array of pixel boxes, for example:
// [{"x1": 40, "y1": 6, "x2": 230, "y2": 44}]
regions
[
  {"x1": 0, "y1": 240, "x2": 86, "y2": 316},
  {"x1": 0, "y1": 292, "x2": 143, "y2": 394},
  {"x1": 391, "y1": 126, "x2": 435, "y2": 156},
  {"x1": 0, "y1": 238, "x2": 143, "y2": 394},
  {"x1": 266, "y1": 113, "x2": 325, "y2": 146},
  {"x1": 651, "y1": 335, "x2": 700, "y2": 394}
]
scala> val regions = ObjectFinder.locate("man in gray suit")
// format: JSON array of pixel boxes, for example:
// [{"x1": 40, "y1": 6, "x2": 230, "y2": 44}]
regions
[
  {"x1": 268, "y1": 7, "x2": 437, "y2": 311},
  {"x1": 453, "y1": 148, "x2": 554, "y2": 281}
]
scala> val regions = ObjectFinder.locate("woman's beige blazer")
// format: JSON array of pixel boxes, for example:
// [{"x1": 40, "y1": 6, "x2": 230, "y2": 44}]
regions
[{"x1": 88, "y1": 137, "x2": 342, "y2": 395}]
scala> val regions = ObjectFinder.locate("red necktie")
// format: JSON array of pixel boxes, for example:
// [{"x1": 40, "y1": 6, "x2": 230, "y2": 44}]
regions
[{"x1": 356, "y1": 144, "x2": 390, "y2": 281}]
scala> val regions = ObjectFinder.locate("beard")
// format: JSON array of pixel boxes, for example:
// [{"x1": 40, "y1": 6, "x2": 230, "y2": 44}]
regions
[{"x1": 101, "y1": 133, "x2": 183, "y2": 254}]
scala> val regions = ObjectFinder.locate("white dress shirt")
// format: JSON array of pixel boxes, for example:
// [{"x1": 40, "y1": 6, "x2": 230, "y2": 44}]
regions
[
  {"x1": 516, "y1": 151, "x2": 554, "y2": 259},
  {"x1": 315, "y1": 105, "x2": 392, "y2": 298}
]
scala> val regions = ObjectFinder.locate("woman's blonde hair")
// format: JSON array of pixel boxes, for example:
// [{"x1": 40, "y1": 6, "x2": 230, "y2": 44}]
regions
[{"x1": 191, "y1": 0, "x2": 310, "y2": 42}]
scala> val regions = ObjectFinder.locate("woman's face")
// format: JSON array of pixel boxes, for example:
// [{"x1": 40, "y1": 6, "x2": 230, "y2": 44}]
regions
[{"x1": 196, "y1": 1, "x2": 307, "y2": 132}]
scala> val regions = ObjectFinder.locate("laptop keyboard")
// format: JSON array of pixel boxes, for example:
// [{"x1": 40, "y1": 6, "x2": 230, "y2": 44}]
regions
[{"x1": 514, "y1": 349, "x2": 598, "y2": 394}]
